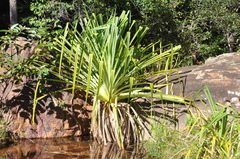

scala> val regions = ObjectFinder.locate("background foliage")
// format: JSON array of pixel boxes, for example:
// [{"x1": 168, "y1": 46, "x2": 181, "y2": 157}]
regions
[{"x1": 1, "y1": 0, "x2": 239, "y2": 65}]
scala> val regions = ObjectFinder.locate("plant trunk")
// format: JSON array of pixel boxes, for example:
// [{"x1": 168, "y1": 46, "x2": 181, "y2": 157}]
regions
[
  {"x1": 227, "y1": 32, "x2": 234, "y2": 53},
  {"x1": 9, "y1": 0, "x2": 18, "y2": 26}
]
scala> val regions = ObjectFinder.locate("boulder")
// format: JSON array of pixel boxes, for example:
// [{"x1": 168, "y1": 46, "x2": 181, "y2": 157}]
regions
[
  {"x1": 141, "y1": 52, "x2": 240, "y2": 129},
  {"x1": 177, "y1": 52, "x2": 240, "y2": 109},
  {"x1": 147, "y1": 52, "x2": 240, "y2": 108}
]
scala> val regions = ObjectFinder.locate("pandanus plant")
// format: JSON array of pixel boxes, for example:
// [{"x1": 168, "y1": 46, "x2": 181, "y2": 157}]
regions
[{"x1": 32, "y1": 11, "x2": 191, "y2": 149}]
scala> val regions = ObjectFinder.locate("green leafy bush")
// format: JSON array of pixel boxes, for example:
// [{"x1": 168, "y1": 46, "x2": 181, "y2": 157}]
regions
[
  {"x1": 0, "y1": 24, "x2": 53, "y2": 84},
  {"x1": 26, "y1": 0, "x2": 75, "y2": 27}
]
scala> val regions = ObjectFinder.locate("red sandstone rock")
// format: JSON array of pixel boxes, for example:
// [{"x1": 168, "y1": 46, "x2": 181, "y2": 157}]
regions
[
  {"x1": 0, "y1": 38, "x2": 91, "y2": 139},
  {"x1": 0, "y1": 85, "x2": 91, "y2": 138}
]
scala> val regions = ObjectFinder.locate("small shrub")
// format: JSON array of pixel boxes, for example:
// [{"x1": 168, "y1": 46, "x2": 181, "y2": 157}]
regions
[
  {"x1": 0, "y1": 114, "x2": 10, "y2": 146},
  {"x1": 145, "y1": 85, "x2": 240, "y2": 158}
]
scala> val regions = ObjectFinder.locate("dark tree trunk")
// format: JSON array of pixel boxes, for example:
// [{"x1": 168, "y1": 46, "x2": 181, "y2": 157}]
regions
[{"x1": 9, "y1": 0, "x2": 17, "y2": 26}]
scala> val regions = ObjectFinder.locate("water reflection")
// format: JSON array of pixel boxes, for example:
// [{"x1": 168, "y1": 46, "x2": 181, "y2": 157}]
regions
[
  {"x1": 0, "y1": 137, "x2": 147, "y2": 159},
  {"x1": 90, "y1": 141, "x2": 147, "y2": 159}
]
